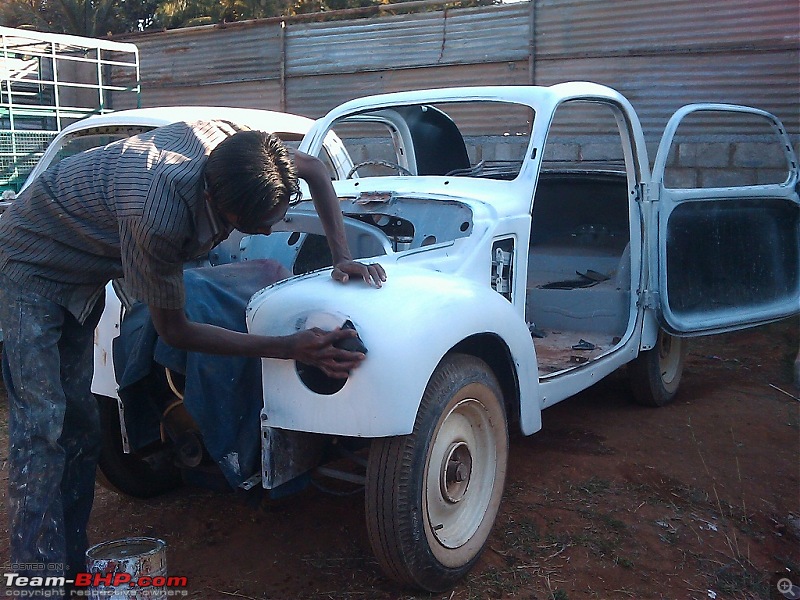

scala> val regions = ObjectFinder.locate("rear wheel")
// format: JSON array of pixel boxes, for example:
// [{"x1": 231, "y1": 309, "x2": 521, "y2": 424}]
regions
[
  {"x1": 96, "y1": 394, "x2": 182, "y2": 498},
  {"x1": 365, "y1": 354, "x2": 508, "y2": 591},
  {"x1": 628, "y1": 329, "x2": 689, "y2": 407}
]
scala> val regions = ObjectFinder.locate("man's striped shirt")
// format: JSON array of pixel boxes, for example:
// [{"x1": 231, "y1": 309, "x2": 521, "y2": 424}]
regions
[{"x1": 0, "y1": 120, "x2": 240, "y2": 323}]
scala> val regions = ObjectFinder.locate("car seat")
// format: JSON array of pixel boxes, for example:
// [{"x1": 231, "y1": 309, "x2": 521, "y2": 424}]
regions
[{"x1": 396, "y1": 105, "x2": 471, "y2": 176}]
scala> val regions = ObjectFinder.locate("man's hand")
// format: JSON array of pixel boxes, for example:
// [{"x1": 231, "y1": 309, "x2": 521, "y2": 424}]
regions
[
  {"x1": 294, "y1": 152, "x2": 387, "y2": 289},
  {"x1": 288, "y1": 327, "x2": 366, "y2": 378},
  {"x1": 150, "y1": 308, "x2": 366, "y2": 372},
  {"x1": 332, "y1": 260, "x2": 386, "y2": 288}
]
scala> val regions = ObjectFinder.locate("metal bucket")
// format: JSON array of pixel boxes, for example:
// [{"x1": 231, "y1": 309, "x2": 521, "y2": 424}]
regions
[{"x1": 85, "y1": 537, "x2": 167, "y2": 599}]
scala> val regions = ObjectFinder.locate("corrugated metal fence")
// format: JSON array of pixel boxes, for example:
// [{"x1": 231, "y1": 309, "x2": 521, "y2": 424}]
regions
[{"x1": 114, "y1": 0, "x2": 799, "y2": 144}]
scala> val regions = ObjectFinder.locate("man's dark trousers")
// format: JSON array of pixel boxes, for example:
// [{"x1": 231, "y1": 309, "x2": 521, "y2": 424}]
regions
[{"x1": 0, "y1": 275, "x2": 104, "y2": 582}]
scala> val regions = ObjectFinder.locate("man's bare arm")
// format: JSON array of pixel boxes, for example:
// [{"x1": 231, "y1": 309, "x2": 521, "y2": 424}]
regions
[
  {"x1": 149, "y1": 305, "x2": 364, "y2": 378},
  {"x1": 294, "y1": 151, "x2": 386, "y2": 287}
]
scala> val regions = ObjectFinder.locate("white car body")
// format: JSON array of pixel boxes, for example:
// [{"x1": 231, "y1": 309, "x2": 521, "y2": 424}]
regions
[
  {"x1": 237, "y1": 86, "x2": 796, "y2": 588},
  {"x1": 248, "y1": 83, "x2": 798, "y2": 441}
]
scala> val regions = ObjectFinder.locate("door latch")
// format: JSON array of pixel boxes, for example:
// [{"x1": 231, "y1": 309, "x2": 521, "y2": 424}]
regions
[{"x1": 491, "y1": 239, "x2": 514, "y2": 301}]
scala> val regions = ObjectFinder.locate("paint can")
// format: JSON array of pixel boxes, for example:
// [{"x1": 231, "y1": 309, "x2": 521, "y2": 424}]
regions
[{"x1": 85, "y1": 537, "x2": 167, "y2": 599}]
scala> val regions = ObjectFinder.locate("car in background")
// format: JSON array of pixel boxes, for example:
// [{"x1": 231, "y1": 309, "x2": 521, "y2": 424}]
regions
[
  {"x1": 17, "y1": 106, "x2": 352, "y2": 195},
  {"x1": 0, "y1": 106, "x2": 352, "y2": 341}
]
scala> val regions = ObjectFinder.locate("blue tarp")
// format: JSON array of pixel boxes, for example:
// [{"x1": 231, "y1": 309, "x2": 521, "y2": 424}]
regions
[{"x1": 113, "y1": 259, "x2": 290, "y2": 488}]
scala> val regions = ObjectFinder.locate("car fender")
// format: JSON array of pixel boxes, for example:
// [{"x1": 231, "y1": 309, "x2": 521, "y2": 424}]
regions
[
  {"x1": 247, "y1": 265, "x2": 540, "y2": 437},
  {"x1": 92, "y1": 284, "x2": 122, "y2": 400}
]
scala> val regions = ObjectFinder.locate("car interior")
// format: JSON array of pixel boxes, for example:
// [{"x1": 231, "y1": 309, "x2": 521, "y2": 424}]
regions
[
  {"x1": 525, "y1": 171, "x2": 632, "y2": 376},
  {"x1": 524, "y1": 99, "x2": 635, "y2": 376}
]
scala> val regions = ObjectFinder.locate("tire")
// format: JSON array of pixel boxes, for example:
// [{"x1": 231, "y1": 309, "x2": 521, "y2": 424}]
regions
[
  {"x1": 365, "y1": 354, "x2": 508, "y2": 592},
  {"x1": 96, "y1": 394, "x2": 182, "y2": 498},
  {"x1": 628, "y1": 329, "x2": 689, "y2": 407}
]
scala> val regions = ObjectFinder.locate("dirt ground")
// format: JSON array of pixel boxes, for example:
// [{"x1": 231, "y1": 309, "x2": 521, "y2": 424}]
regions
[{"x1": 1, "y1": 318, "x2": 798, "y2": 600}]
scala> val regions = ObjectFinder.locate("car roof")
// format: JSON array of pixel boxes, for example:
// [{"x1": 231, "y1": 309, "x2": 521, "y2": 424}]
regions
[
  {"x1": 58, "y1": 106, "x2": 315, "y2": 136},
  {"x1": 18, "y1": 107, "x2": 319, "y2": 193}
]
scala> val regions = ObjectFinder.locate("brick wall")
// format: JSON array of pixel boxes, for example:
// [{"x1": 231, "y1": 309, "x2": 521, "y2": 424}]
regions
[
  {"x1": 663, "y1": 141, "x2": 799, "y2": 188},
  {"x1": 353, "y1": 136, "x2": 799, "y2": 188}
]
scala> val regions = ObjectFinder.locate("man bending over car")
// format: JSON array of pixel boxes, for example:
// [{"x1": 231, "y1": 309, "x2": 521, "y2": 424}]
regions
[{"x1": 0, "y1": 120, "x2": 386, "y2": 592}]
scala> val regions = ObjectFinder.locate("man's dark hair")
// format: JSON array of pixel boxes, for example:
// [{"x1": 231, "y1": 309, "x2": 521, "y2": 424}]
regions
[{"x1": 204, "y1": 130, "x2": 300, "y2": 227}]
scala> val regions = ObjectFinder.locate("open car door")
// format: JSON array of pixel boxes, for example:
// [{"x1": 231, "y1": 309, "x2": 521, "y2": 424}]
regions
[{"x1": 651, "y1": 104, "x2": 799, "y2": 335}]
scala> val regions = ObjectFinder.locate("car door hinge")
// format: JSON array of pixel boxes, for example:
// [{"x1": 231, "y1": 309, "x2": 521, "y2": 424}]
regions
[{"x1": 637, "y1": 288, "x2": 660, "y2": 309}]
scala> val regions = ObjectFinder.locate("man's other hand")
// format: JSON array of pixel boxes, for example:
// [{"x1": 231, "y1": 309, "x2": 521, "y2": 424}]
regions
[
  {"x1": 332, "y1": 260, "x2": 386, "y2": 287},
  {"x1": 289, "y1": 327, "x2": 366, "y2": 378}
]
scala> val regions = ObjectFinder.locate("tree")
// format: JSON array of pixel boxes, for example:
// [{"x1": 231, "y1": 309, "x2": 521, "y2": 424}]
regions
[
  {"x1": 53, "y1": 0, "x2": 118, "y2": 36},
  {"x1": 155, "y1": 0, "x2": 294, "y2": 28},
  {"x1": 2, "y1": 0, "x2": 499, "y2": 36},
  {"x1": 0, "y1": 0, "x2": 161, "y2": 35},
  {"x1": 0, "y1": 0, "x2": 64, "y2": 33},
  {"x1": 117, "y1": 0, "x2": 163, "y2": 31}
]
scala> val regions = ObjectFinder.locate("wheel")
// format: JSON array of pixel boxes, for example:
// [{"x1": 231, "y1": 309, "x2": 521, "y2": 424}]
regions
[
  {"x1": 365, "y1": 354, "x2": 508, "y2": 591},
  {"x1": 96, "y1": 394, "x2": 182, "y2": 498},
  {"x1": 628, "y1": 329, "x2": 689, "y2": 407},
  {"x1": 346, "y1": 160, "x2": 413, "y2": 178}
]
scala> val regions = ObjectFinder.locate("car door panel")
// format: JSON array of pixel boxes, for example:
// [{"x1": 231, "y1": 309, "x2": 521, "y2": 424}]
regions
[{"x1": 651, "y1": 104, "x2": 799, "y2": 335}]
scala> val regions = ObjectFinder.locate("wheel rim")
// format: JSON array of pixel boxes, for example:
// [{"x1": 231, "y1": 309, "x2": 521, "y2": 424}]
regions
[
  {"x1": 425, "y1": 396, "x2": 498, "y2": 551},
  {"x1": 657, "y1": 333, "x2": 683, "y2": 387}
]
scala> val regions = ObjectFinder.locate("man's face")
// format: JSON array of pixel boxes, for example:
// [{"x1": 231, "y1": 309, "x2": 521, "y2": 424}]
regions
[{"x1": 213, "y1": 195, "x2": 289, "y2": 236}]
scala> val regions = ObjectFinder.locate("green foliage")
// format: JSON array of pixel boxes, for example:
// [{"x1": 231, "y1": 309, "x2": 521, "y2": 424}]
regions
[
  {"x1": 155, "y1": 0, "x2": 297, "y2": 29},
  {"x1": 0, "y1": 0, "x2": 63, "y2": 33},
  {"x1": 1, "y1": 0, "x2": 498, "y2": 36},
  {"x1": 117, "y1": 0, "x2": 163, "y2": 31},
  {"x1": 53, "y1": 0, "x2": 120, "y2": 36},
  {"x1": 0, "y1": 0, "x2": 159, "y2": 35}
]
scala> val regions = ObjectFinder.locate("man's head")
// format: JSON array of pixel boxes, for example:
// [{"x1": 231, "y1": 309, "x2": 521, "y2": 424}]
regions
[{"x1": 204, "y1": 130, "x2": 300, "y2": 235}]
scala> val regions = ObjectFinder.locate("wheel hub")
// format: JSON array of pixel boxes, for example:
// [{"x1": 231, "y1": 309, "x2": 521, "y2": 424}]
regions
[
  {"x1": 658, "y1": 332, "x2": 682, "y2": 384},
  {"x1": 440, "y1": 442, "x2": 472, "y2": 503}
]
